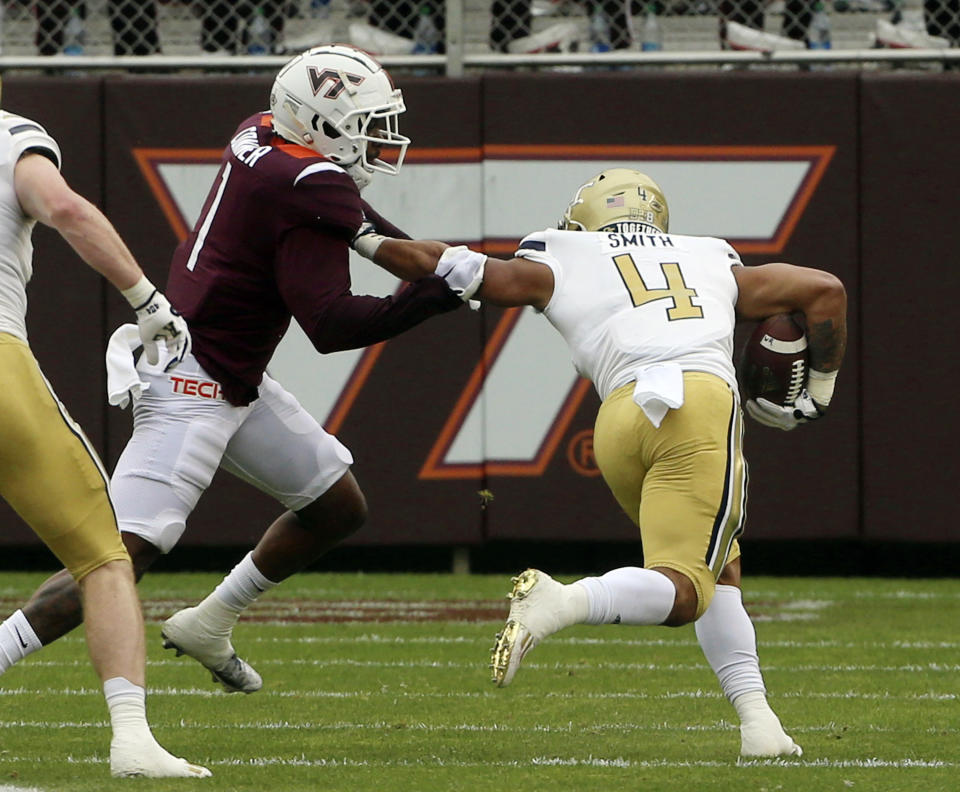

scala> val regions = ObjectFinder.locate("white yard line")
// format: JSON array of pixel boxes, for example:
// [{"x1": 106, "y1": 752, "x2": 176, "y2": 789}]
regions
[
  {"x1": 9, "y1": 658, "x2": 960, "y2": 673},
  {"x1": 0, "y1": 686, "x2": 956, "y2": 701},
  {"x1": 2, "y1": 719, "x2": 956, "y2": 737},
  {"x1": 2, "y1": 755, "x2": 952, "y2": 770},
  {"x1": 249, "y1": 634, "x2": 960, "y2": 650},
  {"x1": 45, "y1": 633, "x2": 960, "y2": 651}
]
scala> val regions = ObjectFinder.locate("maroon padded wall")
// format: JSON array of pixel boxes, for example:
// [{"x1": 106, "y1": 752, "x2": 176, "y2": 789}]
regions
[{"x1": 859, "y1": 74, "x2": 960, "y2": 543}]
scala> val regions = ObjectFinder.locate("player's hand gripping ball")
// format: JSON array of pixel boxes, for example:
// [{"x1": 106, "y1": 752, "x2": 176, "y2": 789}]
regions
[{"x1": 739, "y1": 313, "x2": 808, "y2": 407}]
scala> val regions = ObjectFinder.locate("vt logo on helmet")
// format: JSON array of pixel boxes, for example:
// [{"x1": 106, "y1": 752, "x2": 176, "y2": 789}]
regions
[
  {"x1": 561, "y1": 169, "x2": 670, "y2": 235},
  {"x1": 270, "y1": 44, "x2": 410, "y2": 190},
  {"x1": 307, "y1": 68, "x2": 365, "y2": 99}
]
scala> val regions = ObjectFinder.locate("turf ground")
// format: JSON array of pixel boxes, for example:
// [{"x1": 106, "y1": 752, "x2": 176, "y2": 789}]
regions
[{"x1": 0, "y1": 572, "x2": 957, "y2": 791}]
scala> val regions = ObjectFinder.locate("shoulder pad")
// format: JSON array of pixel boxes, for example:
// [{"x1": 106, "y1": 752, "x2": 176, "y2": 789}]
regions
[
  {"x1": 1, "y1": 113, "x2": 61, "y2": 170},
  {"x1": 515, "y1": 230, "x2": 548, "y2": 257},
  {"x1": 716, "y1": 238, "x2": 743, "y2": 266},
  {"x1": 294, "y1": 161, "x2": 349, "y2": 186}
]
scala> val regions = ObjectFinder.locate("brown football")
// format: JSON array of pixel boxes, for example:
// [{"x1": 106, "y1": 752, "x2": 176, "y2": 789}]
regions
[{"x1": 739, "y1": 313, "x2": 808, "y2": 405}]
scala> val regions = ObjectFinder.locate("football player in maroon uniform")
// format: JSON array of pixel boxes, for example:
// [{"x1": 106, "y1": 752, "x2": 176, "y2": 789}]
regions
[{"x1": 0, "y1": 45, "x2": 470, "y2": 695}]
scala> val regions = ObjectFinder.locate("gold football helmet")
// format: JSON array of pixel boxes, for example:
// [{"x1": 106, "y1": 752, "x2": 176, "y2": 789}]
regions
[{"x1": 560, "y1": 169, "x2": 669, "y2": 234}]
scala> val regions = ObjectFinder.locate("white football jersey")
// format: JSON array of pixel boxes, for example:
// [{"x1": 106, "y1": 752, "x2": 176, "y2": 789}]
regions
[
  {"x1": 0, "y1": 111, "x2": 62, "y2": 342},
  {"x1": 517, "y1": 228, "x2": 742, "y2": 401}
]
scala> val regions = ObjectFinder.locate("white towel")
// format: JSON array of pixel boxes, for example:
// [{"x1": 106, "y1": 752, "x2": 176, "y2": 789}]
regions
[
  {"x1": 631, "y1": 362, "x2": 685, "y2": 429},
  {"x1": 105, "y1": 324, "x2": 149, "y2": 409}
]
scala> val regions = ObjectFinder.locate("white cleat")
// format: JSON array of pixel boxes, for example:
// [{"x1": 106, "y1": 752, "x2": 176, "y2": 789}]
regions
[
  {"x1": 740, "y1": 715, "x2": 803, "y2": 758},
  {"x1": 161, "y1": 607, "x2": 262, "y2": 694},
  {"x1": 490, "y1": 569, "x2": 575, "y2": 688},
  {"x1": 110, "y1": 733, "x2": 212, "y2": 778}
]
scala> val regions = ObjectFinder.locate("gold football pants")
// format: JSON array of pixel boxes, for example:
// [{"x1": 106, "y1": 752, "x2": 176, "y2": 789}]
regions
[
  {"x1": 593, "y1": 371, "x2": 746, "y2": 618},
  {"x1": 0, "y1": 334, "x2": 128, "y2": 580}
]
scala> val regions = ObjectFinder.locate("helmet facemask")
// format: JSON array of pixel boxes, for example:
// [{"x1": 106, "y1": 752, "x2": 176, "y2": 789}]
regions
[{"x1": 560, "y1": 169, "x2": 670, "y2": 235}]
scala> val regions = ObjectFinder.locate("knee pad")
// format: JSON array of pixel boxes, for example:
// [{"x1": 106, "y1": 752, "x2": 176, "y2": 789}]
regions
[{"x1": 119, "y1": 509, "x2": 187, "y2": 555}]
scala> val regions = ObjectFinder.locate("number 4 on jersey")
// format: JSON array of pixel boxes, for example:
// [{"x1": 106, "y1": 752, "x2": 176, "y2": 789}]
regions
[{"x1": 613, "y1": 255, "x2": 704, "y2": 321}]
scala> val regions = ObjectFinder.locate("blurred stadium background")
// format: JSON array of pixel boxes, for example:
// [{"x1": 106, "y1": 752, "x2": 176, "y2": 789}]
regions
[
  {"x1": 1, "y1": 0, "x2": 958, "y2": 65},
  {"x1": 0, "y1": 0, "x2": 958, "y2": 579}
]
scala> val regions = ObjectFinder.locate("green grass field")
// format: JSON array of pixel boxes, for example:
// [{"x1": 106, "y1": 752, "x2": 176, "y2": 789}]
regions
[{"x1": 0, "y1": 572, "x2": 957, "y2": 791}]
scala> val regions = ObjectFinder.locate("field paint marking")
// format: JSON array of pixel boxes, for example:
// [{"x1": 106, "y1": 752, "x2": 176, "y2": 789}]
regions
[
  {"x1": 1, "y1": 687, "x2": 957, "y2": 702},
  {"x1": 240, "y1": 633, "x2": 960, "y2": 652},
  {"x1": 10, "y1": 657, "x2": 960, "y2": 674},
  {"x1": 3, "y1": 719, "x2": 957, "y2": 738},
  {"x1": 851, "y1": 590, "x2": 960, "y2": 600},
  {"x1": 246, "y1": 634, "x2": 950, "y2": 649},
  {"x1": 10, "y1": 585, "x2": 952, "y2": 600},
  {"x1": 44, "y1": 634, "x2": 960, "y2": 652},
  {"x1": 748, "y1": 589, "x2": 960, "y2": 604},
  {"x1": 3, "y1": 755, "x2": 950, "y2": 770},
  {"x1": 0, "y1": 596, "x2": 835, "y2": 625}
]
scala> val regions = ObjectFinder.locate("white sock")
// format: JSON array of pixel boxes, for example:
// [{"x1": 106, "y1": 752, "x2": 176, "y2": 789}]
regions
[
  {"x1": 694, "y1": 584, "x2": 766, "y2": 703},
  {"x1": 574, "y1": 567, "x2": 676, "y2": 626},
  {"x1": 0, "y1": 610, "x2": 43, "y2": 674},
  {"x1": 213, "y1": 551, "x2": 277, "y2": 611},
  {"x1": 104, "y1": 676, "x2": 151, "y2": 738},
  {"x1": 732, "y1": 689, "x2": 779, "y2": 723},
  {"x1": 191, "y1": 552, "x2": 277, "y2": 636}
]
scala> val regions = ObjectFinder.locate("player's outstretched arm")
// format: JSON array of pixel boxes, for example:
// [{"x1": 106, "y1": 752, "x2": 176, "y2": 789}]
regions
[
  {"x1": 364, "y1": 237, "x2": 451, "y2": 281},
  {"x1": 363, "y1": 238, "x2": 555, "y2": 310},
  {"x1": 475, "y1": 256, "x2": 554, "y2": 310}
]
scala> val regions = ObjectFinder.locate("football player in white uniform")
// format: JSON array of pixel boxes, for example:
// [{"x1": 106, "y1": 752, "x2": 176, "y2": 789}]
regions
[
  {"x1": 0, "y1": 88, "x2": 207, "y2": 777},
  {"x1": 353, "y1": 168, "x2": 847, "y2": 758}
]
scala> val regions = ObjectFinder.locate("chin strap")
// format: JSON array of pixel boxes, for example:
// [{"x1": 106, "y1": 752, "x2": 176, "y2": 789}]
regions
[{"x1": 347, "y1": 161, "x2": 373, "y2": 190}]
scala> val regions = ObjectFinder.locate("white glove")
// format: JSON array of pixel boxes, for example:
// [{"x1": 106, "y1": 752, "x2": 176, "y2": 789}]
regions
[
  {"x1": 351, "y1": 220, "x2": 386, "y2": 259},
  {"x1": 745, "y1": 389, "x2": 825, "y2": 431},
  {"x1": 435, "y1": 245, "x2": 486, "y2": 302},
  {"x1": 121, "y1": 276, "x2": 191, "y2": 371}
]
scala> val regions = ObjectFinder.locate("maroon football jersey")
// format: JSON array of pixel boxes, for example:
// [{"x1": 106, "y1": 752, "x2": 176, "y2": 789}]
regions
[{"x1": 166, "y1": 113, "x2": 460, "y2": 405}]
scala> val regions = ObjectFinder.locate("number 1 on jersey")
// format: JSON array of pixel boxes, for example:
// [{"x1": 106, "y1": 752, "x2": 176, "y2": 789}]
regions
[{"x1": 613, "y1": 255, "x2": 704, "y2": 320}]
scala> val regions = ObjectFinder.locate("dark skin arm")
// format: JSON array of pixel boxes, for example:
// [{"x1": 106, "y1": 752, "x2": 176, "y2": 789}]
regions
[
  {"x1": 476, "y1": 256, "x2": 554, "y2": 310},
  {"x1": 370, "y1": 238, "x2": 450, "y2": 282},
  {"x1": 733, "y1": 262, "x2": 847, "y2": 373},
  {"x1": 372, "y1": 239, "x2": 555, "y2": 310}
]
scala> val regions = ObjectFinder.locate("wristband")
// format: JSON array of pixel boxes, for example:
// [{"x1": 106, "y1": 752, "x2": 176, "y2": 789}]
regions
[
  {"x1": 806, "y1": 368, "x2": 838, "y2": 407},
  {"x1": 120, "y1": 275, "x2": 157, "y2": 311},
  {"x1": 353, "y1": 232, "x2": 387, "y2": 260}
]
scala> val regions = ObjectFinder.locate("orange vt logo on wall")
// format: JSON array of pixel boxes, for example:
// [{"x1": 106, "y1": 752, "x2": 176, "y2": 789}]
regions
[{"x1": 134, "y1": 144, "x2": 834, "y2": 480}]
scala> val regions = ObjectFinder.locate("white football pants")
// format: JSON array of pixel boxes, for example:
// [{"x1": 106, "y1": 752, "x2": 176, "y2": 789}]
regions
[{"x1": 111, "y1": 352, "x2": 352, "y2": 553}]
